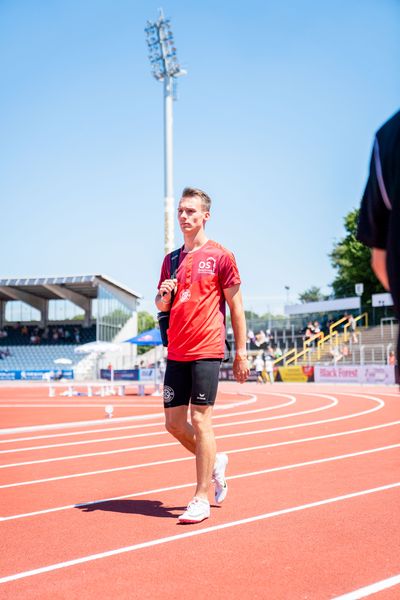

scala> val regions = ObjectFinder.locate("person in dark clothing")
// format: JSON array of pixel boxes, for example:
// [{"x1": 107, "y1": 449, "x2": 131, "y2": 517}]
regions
[{"x1": 357, "y1": 110, "x2": 400, "y2": 365}]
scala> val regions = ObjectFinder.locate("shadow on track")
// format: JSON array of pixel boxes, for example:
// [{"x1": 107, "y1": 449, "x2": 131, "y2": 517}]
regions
[{"x1": 75, "y1": 499, "x2": 186, "y2": 518}]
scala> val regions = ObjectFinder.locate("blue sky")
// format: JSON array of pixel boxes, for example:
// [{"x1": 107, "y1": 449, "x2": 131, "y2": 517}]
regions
[{"x1": 1, "y1": 0, "x2": 399, "y2": 316}]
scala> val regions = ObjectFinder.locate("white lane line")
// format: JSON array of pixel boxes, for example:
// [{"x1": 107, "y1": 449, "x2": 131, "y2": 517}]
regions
[
  {"x1": 0, "y1": 396, "x2": 295, "y2": 451},
  {"x1": 2, "y1": 442, "x2": 399, "y2": 522},
  {"x1": 1, "y1": 481, "x2": 399, "y2": 584},
  {"x1": 0, "y1": 419, "x2": 166, "y2": 444},
  {"x1": 0, "y1": 393, "x2": 382, "y2": 469},
  {"x1": 0, "y1": 394, "x2": 294, "y2": 446},
  {"x1": 0, "y1": 394, "x2": 257, "y2": 435},
  {"x1": 0, "y1": 413, "x2": 166, "y2": 436},
  {"x1": 0, "y1": 403, "x2": 165, "y2": 408},
  {"x1": 0, "y1": 398, "x2": 256, "y2": 409},
  {"x1": 0, "y1": 396, "x2": 347, "y2": 467},
  {"x1": 0, "y1": 440, "x2": 178, "y2": 468},
  {"x1": 332, "y1": 574, "x2": 400, "y2": 599},
  {"x1": 0, "y1": 387, "x2": 378, "y2": 445},
  {"x1": 1, "y1": 416, "x2": 399, "y2": 490},
  {"x1": 0, "y1": 430, "x2": 168, "y2": 454},
  {"x1": 5, "y1": 394, "x2": 339, "y2": 455}
]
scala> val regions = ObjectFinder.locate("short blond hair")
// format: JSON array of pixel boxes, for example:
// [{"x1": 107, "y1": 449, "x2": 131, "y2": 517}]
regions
[{"x1": 181, "y1": 187, "x2": 211, "y2": 212}]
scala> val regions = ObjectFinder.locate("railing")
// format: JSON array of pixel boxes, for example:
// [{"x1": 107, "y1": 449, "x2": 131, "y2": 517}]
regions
[
  {"x1": 329, "y1": 315, "x2": 349, "y2": 336},
  {"x1": 386, "y1": 343, "x2": 393, "y2": 364},
  {"x1": 380, "y1": 317, "x2": 398, "y2": 339},
  {"x1": 288, "y1": 313, "x2": 369, "y2": 365},
  {"x1": 343, "y1": 312, "x2": 368, "y2": 342},
  {"x1": 312, "y1": 315, "x2": 351, "y2": 361},
  {"x1": 273, "y1": 346, "x2": 298, "y2": 367},
  {"x1": 353, "y1": 343, "x2": 385, "y2": 365},
  {"x1": 285, "y1": 332, "x2": 323, "y2": 366},
  {"x1": 317, "y1": 330, "x2": 341, "y2": 360},
  {"x1": 269, "y1": 313, "x2": 370, "y2": 367}
]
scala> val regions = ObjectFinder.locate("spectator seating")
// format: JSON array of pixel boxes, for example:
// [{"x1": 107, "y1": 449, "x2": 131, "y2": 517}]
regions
[
  {"x1": 0, "y1": 345, "x2": 79, "y2": 371},
  {"x1": 0, "y1": 324, "x2": 96, "y2": 346}
]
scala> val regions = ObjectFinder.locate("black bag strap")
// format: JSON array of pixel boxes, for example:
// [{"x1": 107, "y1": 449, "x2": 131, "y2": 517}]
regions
[
  {"x1": 223, "y1": 339, "x2": 231, "y2": 363},
  {"x1": 170, "y1": 247, "x2": 181, "y2": 279},
  {"x1": 169, "y1": 247, "x2": 182, "y2": 306}
]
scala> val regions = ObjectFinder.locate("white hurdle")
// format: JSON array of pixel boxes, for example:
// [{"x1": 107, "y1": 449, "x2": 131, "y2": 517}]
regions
[{"x1": 47, "y1": 381, "x2": 127, "y2": 398}]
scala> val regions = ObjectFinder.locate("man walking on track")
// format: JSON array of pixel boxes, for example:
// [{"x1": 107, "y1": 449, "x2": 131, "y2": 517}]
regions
[
  {"x1": 155, "y1": 187, "x2": 249, "y2": 523},
  {"x1": 357, "y1": 110, "x2": 400, "y2": 367}
]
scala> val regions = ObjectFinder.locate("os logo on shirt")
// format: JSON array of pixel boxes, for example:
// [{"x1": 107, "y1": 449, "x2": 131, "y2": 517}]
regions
[
  {"x1": 180, "y1": 289, "x2": 191, "y2": 303},
  {"x1": 198, "y1": 257, "x2": 216, "y2": 274}
]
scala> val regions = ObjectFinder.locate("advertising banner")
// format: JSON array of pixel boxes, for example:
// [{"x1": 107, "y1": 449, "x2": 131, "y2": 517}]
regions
[
  {"x1": 100, "y1": 369, "x2": 139, "y2": 381},
  {"x1": 361, "y1": 365, "x2": 395, "y2": 385},
  {"x1": 219, "y1": 367, "x2": 259, "y2": 382},
  {"x1": 0, "y1": 369, "x2": 74, "y2": 381},
  {"x1": 276, "y1": 366, "x2": 314, "y2": 383},
  {"x1": 314, "y1": 365, "x2": 395, "y2": 384},
  {"x1": 314, "y1": 366, "x2": 361, "y2": 383},
  {"x1": 0, "y1": 370, "x2": 18, "y2": 380},
  {"x1": 100, "y1": 369, "x2": 162, "y2": 382},
  {"x1": 139, "y1": 368, "x2": 162, "y2": 382}
]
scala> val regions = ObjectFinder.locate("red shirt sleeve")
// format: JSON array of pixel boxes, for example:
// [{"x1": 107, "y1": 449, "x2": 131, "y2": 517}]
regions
[
  {"x1": 158, "y1": 254, "x2": 170, "y2": 290},
  {"x1": 218, "y1": 251, "x2": 241, "y2": 289}
]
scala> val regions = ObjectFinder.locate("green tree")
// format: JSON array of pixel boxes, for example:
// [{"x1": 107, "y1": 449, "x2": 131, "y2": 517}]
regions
[
  {"x1": 137, "y1": 311, "x2": 156, "y2": 355},
  {"x1": 298, "y1": 286, "x2": 326, "y2": 303},
  {"x1": 137, "y1": 311, "x2": 156, "y2": 333},
  {"x1": 244, "y1": 310, "x2": 260, "y2": 320},
  {"x1": 329, "y1": 208, "x2": 385, "y2": 303}
]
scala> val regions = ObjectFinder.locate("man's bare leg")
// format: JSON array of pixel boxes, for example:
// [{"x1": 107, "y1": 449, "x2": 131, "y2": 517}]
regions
[
  {"x1": 190, "y1": 404, "x2": 216, "y2": 501},
  {"x1": 165, "y1": 404, "x2": 216, "y2": 501},
  {"x1": 164, "y1": 405, "x2": 196, "y2": 453}
]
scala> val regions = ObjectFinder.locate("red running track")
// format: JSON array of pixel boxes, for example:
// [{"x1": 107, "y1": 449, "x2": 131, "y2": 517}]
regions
[{"x1": 0, "y1": 381, "x2": 399, "y2": 599}]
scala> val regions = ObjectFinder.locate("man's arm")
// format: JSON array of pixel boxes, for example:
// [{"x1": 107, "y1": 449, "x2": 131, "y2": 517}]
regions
[
  {"x1": 155, "y1": 279, "x2": 178, "y2": 312},
  {"x1": 371, "y1": 248, "x2": 390, "y2": 291},
  {"x1": 224, "y1": 284, "x2": 249, "y2": 384}
]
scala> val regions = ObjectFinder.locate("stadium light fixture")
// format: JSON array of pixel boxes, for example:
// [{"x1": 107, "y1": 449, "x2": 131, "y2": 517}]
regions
[{"x1": 145, "y1": 9, "x2": 186, "y2": 255}]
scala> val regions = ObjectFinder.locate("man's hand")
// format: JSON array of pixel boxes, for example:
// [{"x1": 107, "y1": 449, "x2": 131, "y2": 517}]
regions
[
  {"x1": 233, "y1": 352, "x2": 249, "y2": 384},
  {"x1": 158, "y1": 279, "x2": 178, "y2": 305}
]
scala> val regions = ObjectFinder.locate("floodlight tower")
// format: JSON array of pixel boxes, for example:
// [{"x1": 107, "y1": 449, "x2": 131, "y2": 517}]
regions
[{"x1": 145, "y1": 9, "x2": 186, "y2": 255}]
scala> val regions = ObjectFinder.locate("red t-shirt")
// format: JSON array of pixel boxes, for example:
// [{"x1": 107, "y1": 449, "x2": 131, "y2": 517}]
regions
[{"x1": 158, "y1": 240, "x2": 241, "y2": 361}]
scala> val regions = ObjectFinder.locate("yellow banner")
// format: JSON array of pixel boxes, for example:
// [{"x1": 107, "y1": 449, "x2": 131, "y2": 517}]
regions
[{"x1": 278, "y1": 366, "x2": 310, "y2": 382}]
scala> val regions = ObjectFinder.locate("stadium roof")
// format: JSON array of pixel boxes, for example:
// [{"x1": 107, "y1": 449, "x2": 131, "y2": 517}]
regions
[{"x1": 0, "y1": 275, "x2": 142, "y2": 302}]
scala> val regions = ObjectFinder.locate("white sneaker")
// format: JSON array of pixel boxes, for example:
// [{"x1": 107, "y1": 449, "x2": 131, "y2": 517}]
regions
[
  {"x1": 178, "y1": 497, "x2": 210, "y2": 523},
  {"x1": 212, "y1": 452, "x2": 228, "y2": 504}
]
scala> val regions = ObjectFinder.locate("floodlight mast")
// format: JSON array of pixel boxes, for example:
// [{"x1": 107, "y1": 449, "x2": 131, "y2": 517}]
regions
[{"x1": 145, "y1": 9, "x2": 186, "y2": 255}]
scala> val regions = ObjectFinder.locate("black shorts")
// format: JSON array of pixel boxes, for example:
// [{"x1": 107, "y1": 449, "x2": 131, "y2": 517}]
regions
[{"x1": 163, "y1": 359, "x2": 221, "y2": 408}]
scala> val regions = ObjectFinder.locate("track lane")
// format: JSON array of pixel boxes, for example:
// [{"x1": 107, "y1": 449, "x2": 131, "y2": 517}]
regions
[
  {"x1": 0, "y1": 394, "x2": 335, "y2": 464},
  {"x1": 0, "y1": 387, "x2": 252, "y2": 429},
  {"x1": 1, "y1": 471, "x2": 399, "y2": 598},
  {"x1": 0, "y1": 405, "x2": 392, "y2": 489},
  {"x1": 1, "y1": 398, "x2": 398, "y2": 516},
  {"x1": 0, "y1": 392, "x2": 384, "y2": 472},
  {"x1": 1, "y1": 419, "x2": 399, "y2": 517},
  {"x1": 0, "y1": 394, "x2": 295, "y2": 451},
  {"x1": 0, "y1": 383, "x2": 399, "y2": 599},
  {"x1": 2, "y1": 434, "x2": 400, "y2": 522},
  {"x1": 1, "y1": 435, "x2": 399, "y2": 573}
]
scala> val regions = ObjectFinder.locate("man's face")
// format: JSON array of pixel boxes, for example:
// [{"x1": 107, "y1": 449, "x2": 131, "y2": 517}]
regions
[{"x1": 177, "y1": 195, "x2": 210, "y2": 233}]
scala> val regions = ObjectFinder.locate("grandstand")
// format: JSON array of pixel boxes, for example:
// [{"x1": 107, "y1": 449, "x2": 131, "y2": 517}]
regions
[
  {"x1": 243, "y1": 319, "x2": 398, "y2": 367},
  {"x1": 242, "y1": 294, "x2": 398, "y2": 368},
  {"x1": 0, "y1": 275, "x2": 141, "y2": 377}
]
